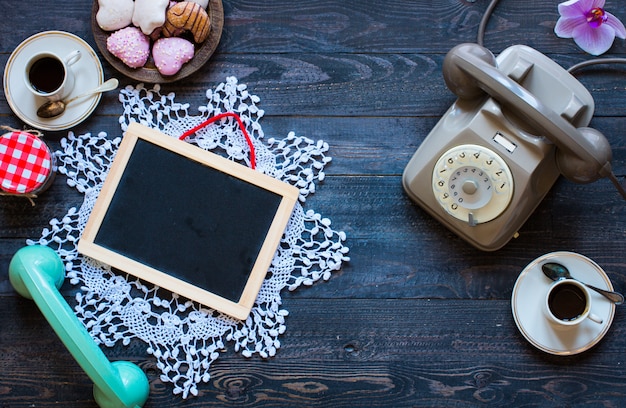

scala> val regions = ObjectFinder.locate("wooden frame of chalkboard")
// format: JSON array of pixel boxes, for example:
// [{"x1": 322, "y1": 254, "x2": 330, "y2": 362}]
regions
[{"x1": 78, "y1": 122, "x2": 299, "y2": 320}]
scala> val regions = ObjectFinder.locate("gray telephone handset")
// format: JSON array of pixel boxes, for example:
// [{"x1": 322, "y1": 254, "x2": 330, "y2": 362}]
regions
[{"x1": 402, "y1": 43, "x2": 617, "y2": 251}]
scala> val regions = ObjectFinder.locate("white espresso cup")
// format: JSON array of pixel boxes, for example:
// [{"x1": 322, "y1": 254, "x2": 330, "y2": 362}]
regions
[
  {"x1": 24, "y1": 50, "x2": 81, "y2": 101},
  {"x1": 544, "y1": 279, "x2": 603, "y2": 328}
]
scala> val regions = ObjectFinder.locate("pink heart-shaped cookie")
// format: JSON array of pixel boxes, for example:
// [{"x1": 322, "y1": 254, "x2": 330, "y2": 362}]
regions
[
  {"x1": 107, "y1": 26, "x2": 150, "y2": 68},
  {"x1": 152, "y1": 37, "x2": 195, "y2": 76}
]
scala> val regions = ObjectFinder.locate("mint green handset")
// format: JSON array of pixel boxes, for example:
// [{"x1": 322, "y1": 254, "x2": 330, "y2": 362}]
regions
[{"x1": 9, "y1": 245, "x2": 150, "y2": 408}]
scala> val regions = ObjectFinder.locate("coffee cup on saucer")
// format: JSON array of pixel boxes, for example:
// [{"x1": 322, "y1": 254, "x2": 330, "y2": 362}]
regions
[
  {"x1": 544, "y1": 278, "x2": 603, "y2": 329},
  {"x1": 24, "y1": 50, "x2": 81, "y2": 102}
]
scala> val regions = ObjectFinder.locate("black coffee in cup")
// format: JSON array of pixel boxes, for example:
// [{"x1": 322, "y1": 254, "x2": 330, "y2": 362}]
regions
[
  {"x1": 28, "y1": 56, "x2": 65, "y2": 94},
  {"x1": 548, "y1": 281, "x2": 586, "y2": 321}
]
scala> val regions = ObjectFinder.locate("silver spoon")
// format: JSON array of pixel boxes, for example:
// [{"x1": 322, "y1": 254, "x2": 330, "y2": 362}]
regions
[
  {"x1": 36, "y1": 78, "x2": 119, "y2": 118},
  {"x1": 542, "y1": 262, "x2": 624, "y2": 305}
]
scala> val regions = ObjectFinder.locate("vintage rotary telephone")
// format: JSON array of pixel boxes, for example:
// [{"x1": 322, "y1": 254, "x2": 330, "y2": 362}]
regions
[{"x1": 402, "y1": 42, "x2": 626, "y2": 251}]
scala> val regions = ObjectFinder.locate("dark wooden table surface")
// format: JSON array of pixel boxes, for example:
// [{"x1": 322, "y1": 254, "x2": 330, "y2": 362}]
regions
[{"x1": 2, "y1": 0, "x2": 626, "y2": 406}]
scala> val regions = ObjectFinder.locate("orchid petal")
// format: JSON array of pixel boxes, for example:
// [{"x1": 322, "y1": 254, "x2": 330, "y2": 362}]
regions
[
  {"x1": 572, "y1": 23, "x2": 616, "y2": 55},
  {"x1": 555, "y1": 0, "x2": 624, "y2": 55},
  {"x1": 605, "y1": 12, "x2": 626, "y2": 38},
  {"x1": 555, "y1": 15, "x2": 587, "y2": 38},
  {"x1": 558, "y1": 0, "x2": 603, "y2": 18}
]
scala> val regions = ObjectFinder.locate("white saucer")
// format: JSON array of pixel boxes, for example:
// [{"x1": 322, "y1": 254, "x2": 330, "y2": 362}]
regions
[
  {"x1": 3, "y1": 31, "x2": 104, "y2": 131},
  {"x1": 512, "y1": 251, "x2": 616, "y2": 355}
]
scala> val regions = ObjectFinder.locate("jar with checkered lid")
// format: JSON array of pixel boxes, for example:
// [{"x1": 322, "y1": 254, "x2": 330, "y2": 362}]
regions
[{"x1": 0, "y1": 129, "x2": 55, "y2": 202}]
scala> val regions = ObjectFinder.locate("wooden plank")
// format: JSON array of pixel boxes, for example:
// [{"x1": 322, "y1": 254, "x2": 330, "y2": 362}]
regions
[
  {"x1": 2, "y1": 1, "x2": 623, "y2": 56},
  {"x1": 1, "y1": 114, "x2": 623, "y2": 183},
  {"x1": 4, "y1": 175, "x2": 625, "y2": 300},
  {"x1": 2, "y1": 52, "x2": 625, "y2": 118},
  {"x1": 3, "y1": 297, "x2": 626, "y2": 407}
]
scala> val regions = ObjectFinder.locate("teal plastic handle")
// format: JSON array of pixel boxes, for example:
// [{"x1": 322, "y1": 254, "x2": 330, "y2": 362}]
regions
[{"x1": 9, "y1": 245, "x2": 150, "y2": 408}]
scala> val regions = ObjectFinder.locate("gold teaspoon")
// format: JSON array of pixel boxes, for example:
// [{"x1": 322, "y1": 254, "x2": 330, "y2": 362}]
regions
[{"x1": 36, "y1": 78, "x2": 119, "y2": 118}]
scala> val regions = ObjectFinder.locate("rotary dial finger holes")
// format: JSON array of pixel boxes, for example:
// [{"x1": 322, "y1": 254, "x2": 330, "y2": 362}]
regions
[{"x1": 432, "y1": 144, "x2": 514, "y2": 225}]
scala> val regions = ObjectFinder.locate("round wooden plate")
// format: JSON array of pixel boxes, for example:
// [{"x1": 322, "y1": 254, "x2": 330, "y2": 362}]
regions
[{"x1": 91, "y1": 0, "x2": 223, "y2": 83}]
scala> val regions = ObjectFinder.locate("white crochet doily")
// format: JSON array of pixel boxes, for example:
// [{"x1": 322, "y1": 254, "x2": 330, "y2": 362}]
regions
[{"x1": 28, "y1": 77, "x2": 350, "y2": 398}]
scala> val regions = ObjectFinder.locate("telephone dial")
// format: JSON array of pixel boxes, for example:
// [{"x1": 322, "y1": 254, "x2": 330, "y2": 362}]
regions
[{"x1": 402, "y1": 43, "x2": 621, "y2": 251}]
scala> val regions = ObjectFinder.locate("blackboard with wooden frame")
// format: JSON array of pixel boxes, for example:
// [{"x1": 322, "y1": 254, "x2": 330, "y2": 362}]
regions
[{"x1": 78, "y1": 122, "x2": 299, "y2": 320}]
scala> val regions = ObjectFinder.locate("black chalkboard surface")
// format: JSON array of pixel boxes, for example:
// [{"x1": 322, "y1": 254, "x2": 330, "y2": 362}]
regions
[{"x1": 78, "y1": 122, "x2": 299, "y2": 320}]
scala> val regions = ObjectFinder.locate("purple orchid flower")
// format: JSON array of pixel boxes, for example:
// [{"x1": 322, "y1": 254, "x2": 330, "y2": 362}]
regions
[{"x1": 554, "y1": 0, "x2": 626, "y2": 55}]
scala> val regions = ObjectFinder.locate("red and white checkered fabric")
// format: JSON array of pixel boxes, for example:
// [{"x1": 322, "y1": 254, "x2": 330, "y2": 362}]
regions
[{"x1": 0, "y1": 131, "x2": 53, "y2": 194}]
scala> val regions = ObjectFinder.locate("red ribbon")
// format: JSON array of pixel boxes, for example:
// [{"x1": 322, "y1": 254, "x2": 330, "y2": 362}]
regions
[{"x1": 179, "y1": 112, "x2": 256, "y2": 169}]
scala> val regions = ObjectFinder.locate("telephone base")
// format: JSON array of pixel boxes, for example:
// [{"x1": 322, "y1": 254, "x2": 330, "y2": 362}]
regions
[{"x1": 403, "y1": 44, "x2": 594, "y2": 251}]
